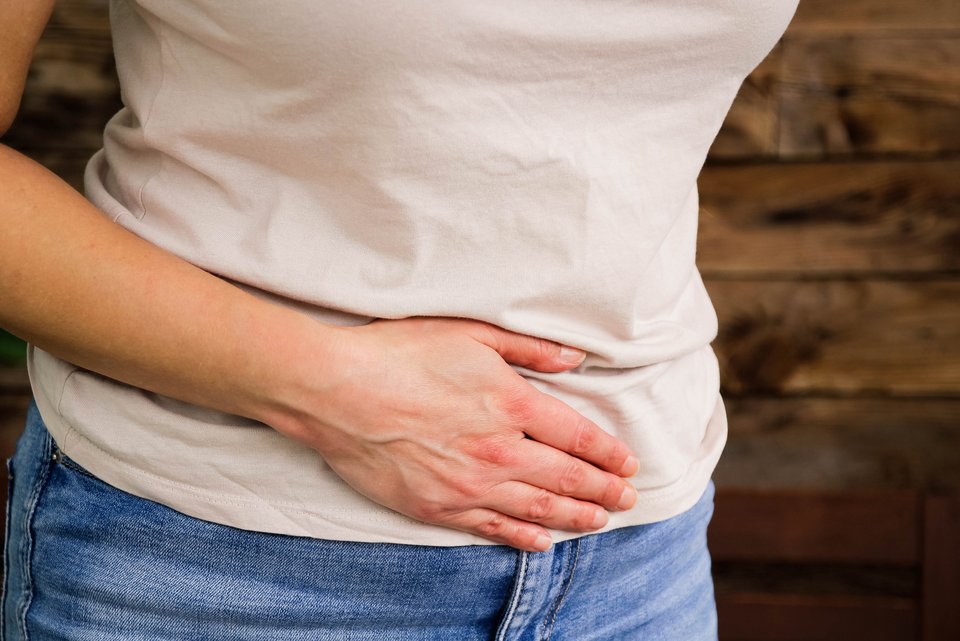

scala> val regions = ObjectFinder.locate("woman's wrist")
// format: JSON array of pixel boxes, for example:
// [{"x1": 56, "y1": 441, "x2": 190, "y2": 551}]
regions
[{"x1": 245, "y1": 305, "x2": 355, "y2": 438}]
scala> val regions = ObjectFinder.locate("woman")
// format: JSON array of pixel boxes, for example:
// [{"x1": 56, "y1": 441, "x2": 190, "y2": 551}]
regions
[{"x1": 0, "y1": 1, "x2": 799, "y2": 638}]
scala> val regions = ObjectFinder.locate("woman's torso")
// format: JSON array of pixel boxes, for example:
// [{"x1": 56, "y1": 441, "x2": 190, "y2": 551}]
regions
[{"x1": 28, "y1": 0, "x2": 798, "y2": 544}]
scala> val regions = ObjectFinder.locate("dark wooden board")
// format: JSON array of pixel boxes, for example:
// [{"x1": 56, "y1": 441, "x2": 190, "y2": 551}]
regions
[
  {"x1": 708, "y1": 45, "x2": 783, "y2": 160},
  {"x1": 5, "y1": 0, "x2": 118, "y2": 152},
  {"x1": 709, "y1": 489, "x2": 921, "y2": 565},
  {"x1": 698, "y1": 160, "x2": 960, "y2": 276},
  {"x1": 44, "y1": 0, "x2": 110, "y2": 31},
  {"x1": 707, "y1": 280, "x2": 960, "y2": 396},
  {"x1": 0, "y1": 394, "x2": 32, "y2": 542},
  {"x1": 778, "y1": 37, "x2": 960, "y2": 156},
  {"x1": 718, "y1": 593, "x2": 917, "y2": 641},
  {"x1": 0, "y1": 395, "x2": 30, "y2": 457},
  {"x1": 715, "y1": 396, "x2": 960, "y2": 492},
  {"x1": 713, "y1": 561, "x2": 917, "y2": 598},
  {"x1": 789, "y1": 0, "x2": 960, "y2": 34},
  {"x1": 922, "y1": 494, "x2": 960, "y2": 641},
  {"x1": 0, "y1": 367, "x2": 30, "y2": 396}
]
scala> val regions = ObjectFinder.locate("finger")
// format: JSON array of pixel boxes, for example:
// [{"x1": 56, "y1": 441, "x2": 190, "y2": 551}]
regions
[
  {"x1": 508, "y1": 437, "x2": 637, "y2": 511},
  {"x1": 505, "y1": 389, "x2": 639, "y2": 477},
  {"x1": 477, "y1": 480, "x2": 611, "y2": 534},
  {"x1": 439, "y1": 507, "x2": 555, "y2": 553},
  {"x1": 460, "y1": 320, "x2": 587, "y2": 372}
]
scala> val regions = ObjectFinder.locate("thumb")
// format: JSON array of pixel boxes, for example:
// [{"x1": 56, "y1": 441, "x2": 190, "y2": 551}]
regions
[{"x1": 467, "y1": 322, "x2": 586, "y2": 372}]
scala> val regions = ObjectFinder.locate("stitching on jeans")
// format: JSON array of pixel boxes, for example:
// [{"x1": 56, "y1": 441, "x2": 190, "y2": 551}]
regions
[
  {"x1": 1, "y1": 457, "x2": 14, "y2": 641},
  {"x1": 494, "y1": 551, "x2": 529, "y2": 641},
  {"x1": 51, "y1": 443, "x2": 100, "y2": 483},
  {"x1": 15, "y1": 427, "x2": 54, "y2": 641},
  {"x1": 541, "y1": 538, "x2": 581, "y2": 641}
]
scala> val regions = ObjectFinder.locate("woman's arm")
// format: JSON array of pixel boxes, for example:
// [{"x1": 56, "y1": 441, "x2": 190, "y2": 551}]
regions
[
  {"x1": 0, "y1": 3, "x2": 639, "y2": 552},
  {"x1": 0, "y1": 142, "x2": 341, "y2": 425}
]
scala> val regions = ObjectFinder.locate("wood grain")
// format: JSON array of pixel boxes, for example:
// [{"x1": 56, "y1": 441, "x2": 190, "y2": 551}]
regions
[
  {"x1": 922, "y1": 494, "x2": 960, "y2": 641},
  {"x1": 45, "y1": 0, "x2": 110, "y2": 31},
  {"x1": 713, "y1": 562, "x2": 917, "y2": 598},
  {"x1": 697, "y1": 160, "x2": 960, "y2": 276},
  {"x1": 788, "y1": 0, "x2": 960, "y2": 34},
  {"x1": 709, "y1": 489, "x2": 921, "y2": 565},
  {"x1": 709, "y1": 280, "x2": 960, "y2": 396},
  {"x1": 715, "y1": 396, "x2": 960, "y2": 492},
  {"x1": 708, "y1": 45, "x2": 783, "y2": 160},
  {"x1": 0, "y1": 394, "x2": 32, "y2": 533},
  {"x1": 778, "y1": 38, "x2": 960, "y2": 156},
  {"x1": 0, "y1": 368, "x2": 29, "y2": 395},
  {"x1": 717, "y1": 592, "x2": 917, "y2": 641},
  {"x1": 4, "y1": 0, "x2": 117, "y2": 152},
  {"x1": 0, "y1": 395, "x2": 30, "y2": 455}
]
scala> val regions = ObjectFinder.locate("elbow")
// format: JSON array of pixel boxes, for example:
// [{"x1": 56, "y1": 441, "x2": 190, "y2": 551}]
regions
[
  {"x1": 0, "y1": 97, "x2": 23, "y2": 139},
  {"x1": 0, "y1": 117, "x2": 16, "y2": 141}
]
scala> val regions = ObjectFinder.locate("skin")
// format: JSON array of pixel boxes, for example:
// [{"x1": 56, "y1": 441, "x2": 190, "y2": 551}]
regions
[{"x1": 0, "y1": 0, "x2": 639, "y2": 553}]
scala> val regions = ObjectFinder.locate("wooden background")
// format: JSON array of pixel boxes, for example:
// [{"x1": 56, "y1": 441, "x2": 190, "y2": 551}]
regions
[
  {"x1": 703, "y1": 0, "x2": 960, "y2": 495},
  {"x1": 0, "y1": 1, "x2": 957, "y2": 639}
]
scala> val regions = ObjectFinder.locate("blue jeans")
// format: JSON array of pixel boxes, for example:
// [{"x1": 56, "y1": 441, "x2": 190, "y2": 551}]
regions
[{"x1": 2, "y1": 397, "x2": 717, "y2": 640}]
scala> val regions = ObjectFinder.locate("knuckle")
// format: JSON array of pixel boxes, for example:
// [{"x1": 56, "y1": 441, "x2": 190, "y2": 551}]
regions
[
  {"x1": 571, "y1": 505, "x2": 599, "y2": 530},
  {"x1": 515, "y1": 529, "x2": 542, "y2": 550},
  {"x1": 570, "y1": 420, "x2": 598, "y2": 455},
  {"x1": 475, "y1": 513, "x2": 509, "y2": 538},
  {"x1": 470, "y1": 318, "x2": 499, "y2": 336},
  {"x1": 411, "y1": 499, "x2": 445, "y2": 522},
  {"x1": 606, "y1": 446, "x2": 632, "y2": 473},
  {"x1": 465, "y1": 435, "x2": 517, "y2": 467},
  {"x1": 495, "y1": 388, "x2": 538, "y2": 426},
  {"x1": 468, "y1": 321, "x2": 503, "y2": 352},
  {"x1": 526, "y1": 489, "x2": 555, "y2": 520},
  {"x1": 602, "y1": 477, "x2": 625, "y2": 506},
  {"x1": 531, "y1": 338, "x2": 556, "y2": 362},
  {"x1": 447, "y1": 473, "x2": 486, "y2": 501},
  {"x1": 557, "y1": 460, "x2": 587, "y2": 495}
]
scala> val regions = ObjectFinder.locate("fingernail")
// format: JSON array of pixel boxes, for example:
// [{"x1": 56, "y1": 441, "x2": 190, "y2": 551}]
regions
[
  {"x1": 534, "y1": 533, "x2": 553, "y2": 552},
  {"x1": 591, "y1": 509, "x2": 608, "y2": 529},
  {"x1": 620, "y1": 455, "x2": 639, "y2": 477},
  {"x1": 618, "y1": 485, "x2": 637, "y2": 510},
  {"x1": 559, "y1": 347, "x2": 586, "y2": 366}
]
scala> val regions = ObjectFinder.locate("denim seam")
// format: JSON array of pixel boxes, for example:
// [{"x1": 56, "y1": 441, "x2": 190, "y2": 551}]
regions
[
  {"x1": 1, "y1": 457, "x2": 14, "y2": 641},
  {"x1": 493, "y1": 551, "x2": 529, "y2": 641},
  {"x1": 540, "y1": 538, "x2": 581, "y2": 641},
  {"x1": 13, "y1": 429, "x2": 53, "y2": 641}
]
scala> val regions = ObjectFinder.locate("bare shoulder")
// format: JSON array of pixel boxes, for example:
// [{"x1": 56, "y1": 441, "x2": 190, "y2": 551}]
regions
[{"x1": 0, "y1": 0, "x2": 57, "y2": 136}]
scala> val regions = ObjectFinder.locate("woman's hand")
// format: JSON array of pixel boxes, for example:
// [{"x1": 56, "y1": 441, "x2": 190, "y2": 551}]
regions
[{"x1": 273, "y1": 316, "x2": 640, "y2": 552}]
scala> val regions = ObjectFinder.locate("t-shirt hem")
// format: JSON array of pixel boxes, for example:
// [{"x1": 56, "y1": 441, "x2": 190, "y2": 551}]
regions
[{"x1": 30, "y1": 364, "x2": 727, "y2": 547}]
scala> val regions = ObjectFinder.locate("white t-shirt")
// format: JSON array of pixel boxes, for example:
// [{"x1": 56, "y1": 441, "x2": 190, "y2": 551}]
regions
[{"x1": 28, "y1": 0, "x2": 799, "y2": 545}]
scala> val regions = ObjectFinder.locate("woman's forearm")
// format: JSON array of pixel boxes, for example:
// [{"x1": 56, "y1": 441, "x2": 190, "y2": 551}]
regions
[{"x1": 0, "y1": 143, "x2": 343, "y2": 427}]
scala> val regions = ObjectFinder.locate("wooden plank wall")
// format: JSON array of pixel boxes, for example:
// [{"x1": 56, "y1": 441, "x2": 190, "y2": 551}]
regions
[
  {"x1": 701, "y1": 6, "x2": 960, "y2": 637},
  {"x1": 702, "y1": 1, "x2": 960, "y2": 494}
]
